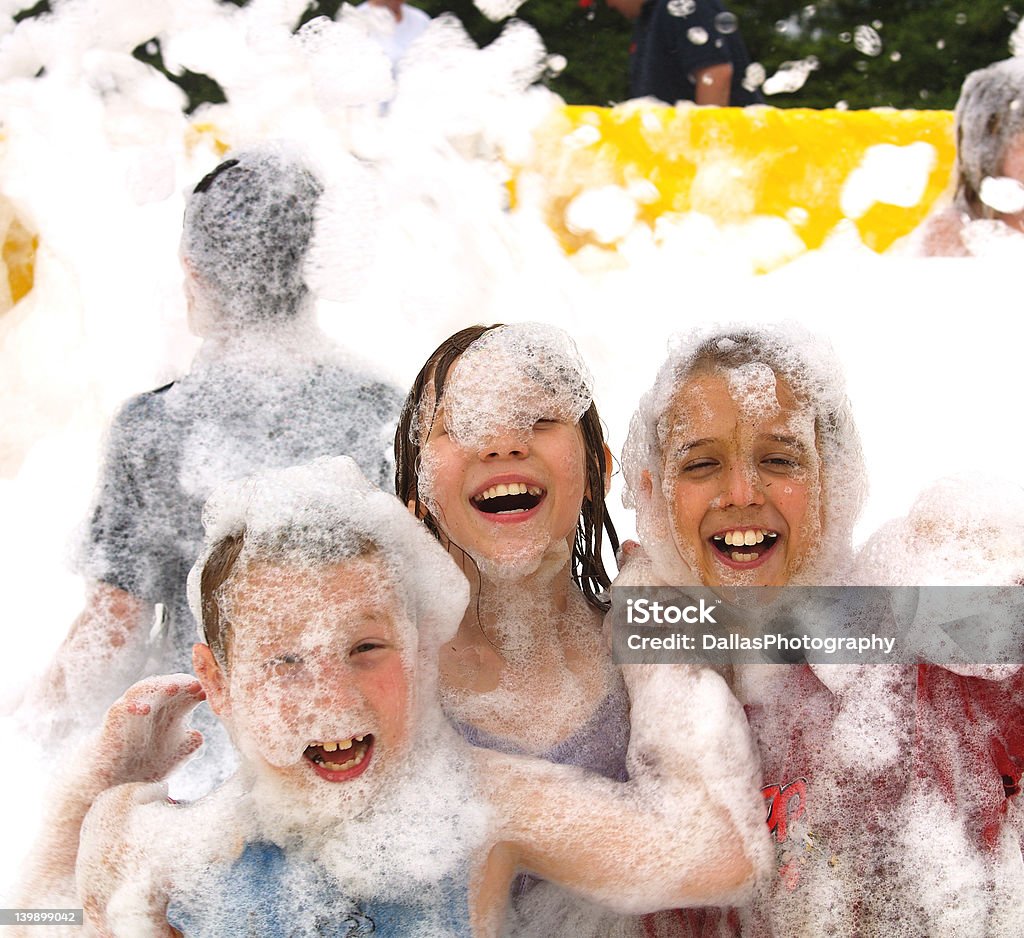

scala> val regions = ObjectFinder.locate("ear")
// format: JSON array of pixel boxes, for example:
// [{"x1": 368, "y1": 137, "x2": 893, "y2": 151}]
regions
[
  {"x1": 640, "y1": 468, "x2": 654, "y2": 500},
  {"x1": 193, "y1": 643, "x2": 230, "y2": 716},
  {"x1": 408, "y1": 497, "x2": 432, "y2": 522}
]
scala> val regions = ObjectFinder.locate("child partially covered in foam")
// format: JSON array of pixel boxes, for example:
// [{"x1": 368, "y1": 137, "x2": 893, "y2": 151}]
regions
[
  {"x1": 617, "y1": 324, "x2": 877, "y2": 937},
  {"x1": 75, "y1": 456, "x2": 771, "y2": 937},
  {"x1": 850, "y1": 478, "x2": 1024, "y2": 938}
]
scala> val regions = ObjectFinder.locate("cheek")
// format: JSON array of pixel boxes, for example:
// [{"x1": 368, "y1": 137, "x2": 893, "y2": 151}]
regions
[
  {"x1": 237, "y1": 674, "x2": 302, "y2": 739},
  {"x1": 366, "y1": 664, "x2": 412, "y2": 743},
  {"x1": 669, "y1": 477, "x2": 707, "y2": 542},
  {"x1": 777, "y1": 473, "x2": 823, "y2": 549},
  {"x1": 563, "y1": 437, "x2": 588, "y2": 501},
  {"x1": 417, "y1": 440, "x2": 463, "y2": 514}
]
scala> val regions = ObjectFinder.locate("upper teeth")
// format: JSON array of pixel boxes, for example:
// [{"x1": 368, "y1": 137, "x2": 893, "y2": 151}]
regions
[
  {"x1": 475, "y1": 482, "x2": 543, "y2": 501},
  {"x1": 319, "y1": 735, "x2": 366, "y2": 752},
  {"x1": 713, "y1": 529, "x2": 776, "y2": 546}
]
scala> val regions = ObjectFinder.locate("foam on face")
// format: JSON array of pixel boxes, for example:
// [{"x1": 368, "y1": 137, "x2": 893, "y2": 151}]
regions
[
  {"x1": 413, "y1": 323, "x2": 592, "y2": 581},
  {"x1": 149, "y1": 456, "x2": 491, "y2": 918},
  {"x1": 657, "y1": 365, "x2": 822, "y2": 586},
  {"x1": 191, "y1": 455, "x2": 467, "y2": 656},
  {"x1": 187, "y1": 455, "x2": 470, "y2": 813},
  {"x1": 215, "y1": 557, "x2": 412, "y2": 769},
  {"x1": 438, "y1": 322, "x2": 592, "y2": 449},
  {"x1": 623, "y1": 324, "x2": 866, "y2": 587}
]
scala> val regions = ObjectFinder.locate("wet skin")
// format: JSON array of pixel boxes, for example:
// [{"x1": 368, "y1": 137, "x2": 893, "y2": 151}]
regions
[
  {"x1": 197, "y1": 557, "x2": 412, "y2": 797},
  {"x1": 660, "y1": 370, "x2": 824, "y2": 587},
  {"x1": 420, "y1": 403, "x2": 588, "y2": 572}
]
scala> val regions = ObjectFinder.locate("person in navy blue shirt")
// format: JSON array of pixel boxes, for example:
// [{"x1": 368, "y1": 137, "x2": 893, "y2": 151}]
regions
[{"x1": 608, "y1": 0, "x2": 765, "y2": 106}]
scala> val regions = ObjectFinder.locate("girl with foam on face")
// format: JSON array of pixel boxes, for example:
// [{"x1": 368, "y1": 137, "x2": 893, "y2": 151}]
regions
[
  {"x1": 913, "y1": 57, "x2": 1024, "y2": 258},
  {"x1": 395, "y1": 323, "x2": 629, "y2": 781}
]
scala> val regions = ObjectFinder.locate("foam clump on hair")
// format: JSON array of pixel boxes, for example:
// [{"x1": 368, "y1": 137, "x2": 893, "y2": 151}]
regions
[
  {"x1": 181, "y1": 143, "x2": 323, "y2": 329},
  {"x1": 622, "y1": 323, "x2": 866, "y2": 585},
  {"x1": 439, "y1": 321, "x2": 593, "y2": 448},
  {"x1": 188, "y1": 455, "x2": 469, "y2": 655},
  {"x1": 854, "y1": 476, "x2": 1024, "y2": 586},
  {"x1": 955, "y1": 58, "x2": 1024, "y2": 215}
]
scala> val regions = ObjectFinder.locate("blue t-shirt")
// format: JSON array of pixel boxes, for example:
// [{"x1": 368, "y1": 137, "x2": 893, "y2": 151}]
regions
[
  {"x1": 167, "y1": 840, "x2": 473, "y2": 937},
  {"x1": 629, "y1": 0, "x2": 765, "y2": 106}
]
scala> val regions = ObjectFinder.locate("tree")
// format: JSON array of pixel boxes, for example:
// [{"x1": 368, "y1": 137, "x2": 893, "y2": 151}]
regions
[
  {"x1": 698, "y1": 1, "x2": 1024, "y2": 110},
  {"x1": 9, "y1": 0, "x2": 1024, "y2": 109}
]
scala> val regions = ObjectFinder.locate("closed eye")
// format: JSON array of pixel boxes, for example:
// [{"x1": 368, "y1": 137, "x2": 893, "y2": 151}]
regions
[
  {"x1": 680, "y1": 458, "x2": 719, "y2": 473},
  {"x1": 763, "y1": 455, "x2": 800, "y2": 470}
]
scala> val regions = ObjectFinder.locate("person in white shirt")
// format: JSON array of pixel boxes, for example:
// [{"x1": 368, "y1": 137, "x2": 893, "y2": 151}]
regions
[{"x1": 354, "y1": 0, "x2": 431, "y2": 71}]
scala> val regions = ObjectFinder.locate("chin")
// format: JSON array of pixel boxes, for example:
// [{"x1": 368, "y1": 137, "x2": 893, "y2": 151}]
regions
[
  {"x1": 247, "y1": 761, "x2": 382, "y2": 843},
  {"x1": 474, "y1": 534, "x2": 568, "y2": 582}
]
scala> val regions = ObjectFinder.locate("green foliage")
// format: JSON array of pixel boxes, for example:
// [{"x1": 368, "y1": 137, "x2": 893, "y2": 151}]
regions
[
  {"x1": 716, "y1": 1, "x2": 1024, "y2": 109},
  {"x1": 10, "y1": 0, "x2": 1024, "y2": 110},
  {"x1": 414, "y1": 0, "x2": 1024, "y2": 109}
]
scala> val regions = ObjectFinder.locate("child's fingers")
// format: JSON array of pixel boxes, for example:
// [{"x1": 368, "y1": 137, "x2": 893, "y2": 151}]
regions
[{"x1": 181, "y1": 729, "x2": 203, "y2": 758}]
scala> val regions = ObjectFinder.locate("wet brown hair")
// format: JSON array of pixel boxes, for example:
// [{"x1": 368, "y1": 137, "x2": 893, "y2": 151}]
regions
[
  {"x1": 395, "y1": 324, "x2": 619, "y2": 611},
  {"x1": 199, "y1": 530, "x2": 247, "y2": 666}
]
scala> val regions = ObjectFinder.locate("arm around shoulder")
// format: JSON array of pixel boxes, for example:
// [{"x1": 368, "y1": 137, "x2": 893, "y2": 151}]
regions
[
  {"x1": 481, "y1": 663, "x2": 771, "y2": 922},
  {"x1": 78, "y1": 783, "x2": 176, "y2": 937}
]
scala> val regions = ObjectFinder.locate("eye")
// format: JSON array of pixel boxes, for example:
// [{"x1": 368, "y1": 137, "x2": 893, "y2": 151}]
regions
[
  {"x1": 350, "y1": 639, "x2": 390, "y2": 657},
  {"x1": 678, "y1": 457, "x2": 719, "y2": 476},
  {"x1": 267, "y1": 654, "x2": 303, "y2": 677},
  {"x1": 533, "y1": 418, "x2": 561, "y2": 430},
  {"x1": 762, "y1": 454, "x2": 800, "y2": 471}
]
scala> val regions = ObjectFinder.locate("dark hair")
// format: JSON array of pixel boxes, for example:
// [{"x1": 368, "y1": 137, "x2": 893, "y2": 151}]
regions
[
  {"x1": 182, "y1": 148, "x2": 323, "y2": 326},
  {"x1": 395, "y1": 324, "x2": 619, "y2": 611}
]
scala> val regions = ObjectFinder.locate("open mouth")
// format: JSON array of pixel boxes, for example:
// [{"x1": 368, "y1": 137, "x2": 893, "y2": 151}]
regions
[
  {"x1": 472, "y1": 481, "x2": 545, "y2": 515},
  {"x1": 304, "y1": 734, "x2": 374, "y2": 781},
  {"x1": 710, "y1": 528, "x2": 779, "y2": 565}
]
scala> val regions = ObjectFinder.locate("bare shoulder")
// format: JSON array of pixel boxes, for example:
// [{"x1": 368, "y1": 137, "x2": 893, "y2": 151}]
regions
[{"x1": 912, "y1": 207, "x2": 970, "y2": 257}]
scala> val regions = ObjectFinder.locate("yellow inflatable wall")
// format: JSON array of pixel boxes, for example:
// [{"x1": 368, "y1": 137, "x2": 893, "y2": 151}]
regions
[
  {"x1": 1, "y1": 107, "x2": 958, "y2": 313},
  {"x1": 519, "y1": 105, "x2": 956, "y2": 264},
  {"x1": 1, "y1": 201, "x2": 36, "y2": 314}
]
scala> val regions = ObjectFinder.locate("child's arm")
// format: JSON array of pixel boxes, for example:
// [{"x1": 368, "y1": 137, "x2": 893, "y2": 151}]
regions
[
  {"x1": 475, "y1": 663, "x2": 771, "y2": 932},
  {"x1": 77, "y1": 783, "x2": 177, "y2": 937},
  {"x1": 23, "y1": 583, "x2": 155, "y2": 735},
  {"x1": 15, "y1": 676, "x2": 203, "y2": 910}
]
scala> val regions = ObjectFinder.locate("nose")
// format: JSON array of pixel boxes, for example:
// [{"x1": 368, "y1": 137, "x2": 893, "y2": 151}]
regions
[
  {"x1": 308, "y1": 657, "x2": 362, "y2": 712},
  {"x1": 478, "y1": 431, "x2": 530, "y2": 460},
  {"x1": 719, "y1": 461, "x2": 766, "y2": 508}
]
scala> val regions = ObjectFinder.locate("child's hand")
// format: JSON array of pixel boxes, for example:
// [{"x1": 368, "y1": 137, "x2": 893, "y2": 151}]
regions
[{"x1": 87, "y1": 675, "x2": 205, "y2": 791}]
